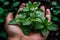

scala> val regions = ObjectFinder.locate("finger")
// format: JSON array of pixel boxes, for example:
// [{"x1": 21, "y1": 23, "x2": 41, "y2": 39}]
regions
[
  {"x1": 15, "y1": 13, "x2": 18, "y2": 18},
  {"x1": 46, "y1": 9, "x2": 51, "y2": 22},
  {"x1": 17, "y1": 3, "x2": 26, "y2": 13},
  {"x1": 16, "y1": 3, "x2": 25, "y2": 18},
  {"x1": 5, "y1": 12, "x2": 13, "y2": 25},
  {"x1": 40, "y1": 6, "x2": 45, "y2": 12}
]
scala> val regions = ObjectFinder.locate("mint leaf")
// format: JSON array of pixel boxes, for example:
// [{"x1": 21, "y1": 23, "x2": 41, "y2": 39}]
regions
[
  {"x1": 26, "y1": 1, "x2": 34, "y2": 11},
  {"x1": 21, "y1": 26, "x2": 30, "y2": 35},
  {"x1": 33, "y1": 2, "x2": 40, "y2": 9},
  {"x1": 22, "y1": 7, "x2": 29, "y2": 11},
  {"x1": 36, "y1": 9, "x2": 45, "y2": 20},
  {"x1": 22, "y1": 18, "x2": 31, "y2": 25},
  {"x1": 30, "y1": 12, "x2": 36, "y2": 17},
  {"x1": 41, "y1": 28, "x2": 48, "y2": 36},
  {"x1": 35, "y1": 18, "x2": 42, "y2": 22},
  {"x1": 35, "y1": 23, "x2": 44, "y2": 29},
  {"x1": 47, "y1": 24, "x2": 58, "y2": 31}
]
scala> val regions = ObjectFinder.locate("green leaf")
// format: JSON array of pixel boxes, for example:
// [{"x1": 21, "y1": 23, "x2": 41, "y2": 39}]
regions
[
  {"x1": 0, "y1": 32, "x2": 7, "y2": 38},
  {"x1": 26, "y1": 1, "x2": 32, "y2": 7},
  {"x1": 21, "y1": 26, "x2": 29, "y2": 35},
  {"x1": 0, "y1": 18, "x2": 4, "y2": 23},
  {"x1": 55, "y1": 5, "x2": 60, "y2": 9},
  {"x1": 0, "y1": 0, "x2": 5, "y2": 3},
  {"x1": 47, "y1": 22, "x2": 53, "y2": 26},
  {"x1": 22, "y1": 18, "x2": 31, "y2": 25},
  {"x1": 26, "y1": 1, "x2": 35, "y2": 11},
  {"x1": 54, "y1": 10, "x2": 60, "y2": 15},
  {"x1": 18, "y1": 14, "x2": 26, "y2": 19},
  {"x1": 9, "y1": 19, "x2": 20, "y2": 25},
  {"x1": 36, "y1": 9, "x2": 45, "y2": 20},
  {"x1": 22, "y1": 7, "x2": 29, "y2": 11},
  {"x1": 47, "y1": 24, "x2": 58, "y2": 31},
  {"x1": 0, "y1": 7, "x2": 4, "y2": 16},
  {"x1": 52, "y1": 16, "x2": 58, "y2": 21},
  {"x1": 3, "y1": 1, "x2": 9, "y2": 6},
  {"x1": 30, "y1": 17, "x2": 36, "y2": 21},
  {"x1": 44, "y1": 18, "x2": 48, "y2": 23},
  {"x1": 35, "y1": 18, "x2": 42, "y2": 22},
  {"x1": 35, "y1": 23, "x2": 44, "y2": 29},
  {"x1": 33, "y1": 2, "x2": 40, "y2": 9},
  {"x1": 30, "y1": 12, "x2": 36, "y2": 17},
  {"x1": 13, "y1": 1, "x2": 20, "y2": 7},
  {"x1": 52, "y1": 1, "x2": 57, "y2": 6},
  {"x1": 41, "y1": 28, "x2": 48, "y2": 36}
]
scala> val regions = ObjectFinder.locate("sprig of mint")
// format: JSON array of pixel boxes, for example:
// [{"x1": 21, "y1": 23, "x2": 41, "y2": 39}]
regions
[{"x1": 9, "y1": 1, "x2": 58, "y2": 36}]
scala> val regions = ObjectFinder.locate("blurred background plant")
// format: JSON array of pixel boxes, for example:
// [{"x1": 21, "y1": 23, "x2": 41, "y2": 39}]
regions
[
  {"x1": 0, "y1": 0, "x2": 21, "y2": 40},
  {"x1": 47, "y1": 0, "x2": 60, "y2": 40},
  {"x1": 0, "y1": 0, "x2": 60, "y2": 40}
]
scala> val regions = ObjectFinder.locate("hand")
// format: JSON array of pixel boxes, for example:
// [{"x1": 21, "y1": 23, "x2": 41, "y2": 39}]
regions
[
  {"x1": 5, "y1": 3, "x2": 26, "y2": 40},
  {"x1": 5, "y1": 2, "x2": 51, "y2": 40}
]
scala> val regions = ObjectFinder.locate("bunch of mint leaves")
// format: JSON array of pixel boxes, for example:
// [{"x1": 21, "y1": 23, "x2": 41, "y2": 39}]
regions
[{"x1": 9, "y1": 1, "x2": 58, "y2": 36}]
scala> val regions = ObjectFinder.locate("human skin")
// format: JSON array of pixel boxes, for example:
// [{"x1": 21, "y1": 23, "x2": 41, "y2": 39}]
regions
[{"x1": 5, "y1": 3, "x2": 51, "y2": 40}]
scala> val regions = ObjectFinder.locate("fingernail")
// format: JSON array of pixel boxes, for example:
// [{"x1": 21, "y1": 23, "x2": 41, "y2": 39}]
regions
[
  {"x1": 8, "y1": 12, "x2": 13, "y2": 18},
  {"x1": 46, "y1": 9, "x2": 50, "y2": 12},
  {"x1": 20, "y1": 3, "x2": 25, "y2": 8},
  {"x1": 40, "y1": 6, "x2": 45, "y2": 11},
  {"x1": 46, "y1": 9, "x2": 50, "y2": 15}
]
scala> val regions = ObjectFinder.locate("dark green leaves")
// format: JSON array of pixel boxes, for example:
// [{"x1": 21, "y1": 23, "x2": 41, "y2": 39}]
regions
[
  {"x1": 26, "y1": 1, "x2": 40, "y2": 11},
  {"x1": 43, "y1": 18, "x2": 58, "y2": 31},
  {"x1": 33, "y1": 2, "x2": 40, "y2": 9},
  {"x1": 47, "y1": 24, "x2": 58, "y2": 31},
  {"x1": 0, "y1": 32, "x2": 7, "y2": 38},
  {"x1": 0, "y1": 7, "x2": 4, "y2": 23},
  {"x1": 12, "y1": 1, "x2": 20, "y2": 7},
  {"x1": 0, "y1": 0, "x2": 5, "y2": 3},
  {"x1": 0, "y1": 18, "x2": 4, "y2": 23},
  {"x1": 41, "y1": 28, "x2": 48, "y2": 36},
  {"x1": 21, "y1": 26, "x2": 30, "y2": 35},
  {"x1": 35, "y1": 23, "x2": 44, "y2": 29},
  {"x1": 52, "y1": 16, "x2": 58, "y2": 21},
  {"x1": 22, "y1": 18, "x2": 31, "y2": 25},
  {"x1": 3, "y1": 1, "x2": 9, "y2": 6},
  {"x1": 50, "y1": 1, "x2": 60, "y2": 22},
  {"x1": 22, "y1": 7, "x2": 29, "y2": 11},
  {"x1": 0, "y1": 7, "x2": 4, "y2": 16},
  {"x1": 52, "y1": 1, "x2": 57, "y2": 6},
  {"x1": 36, "y1": 9, "x2": 45, "y2": 20}
]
